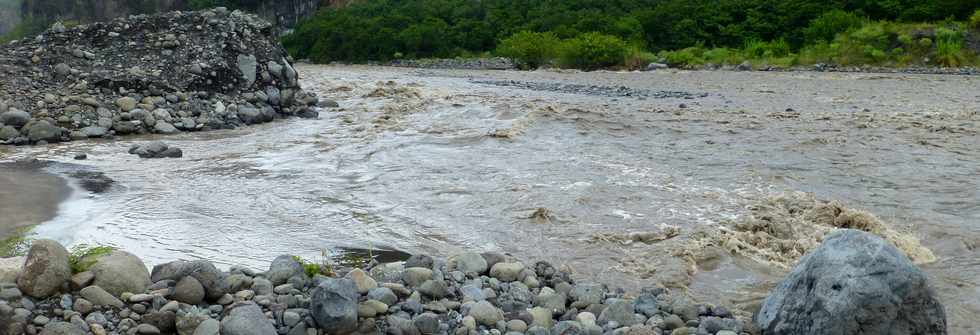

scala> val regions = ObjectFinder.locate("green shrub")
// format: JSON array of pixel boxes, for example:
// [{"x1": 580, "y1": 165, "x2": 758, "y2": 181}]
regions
[
  {"x1": 797, "y1": 42, "x2": 833, "y2": 64},
  {"x1": 703, "y1": 47, "x2": 744, "y2": 65},
  {"x1": 935, "y1": 27, "x2": 966, "y2": 67},
  {"x1": 495, "y1": 31, "x2": 562, "y2": 69},
  {"x1": 292, "y1": 254, "x2": 335, "y2": 277},
  {"x1": 623, "y1": 47, "x2": 658, "y2": 70},
  {"x1": 804, "y1": 10, "x2": 867, "y2": 44},
  {"x1": 744, "y1": 39, "x2": 792, "y2": 58},
  {"x1": 660, "y1": 47, "x2": 706, "y2": 66},
  {"x1": 848, "y1": 22, "x2": 893, "y2": 50},
  {"x1": 69, "y1": 244, "x2": 116, "y2": 274},
  {"x1": 970, "y1": 10, "x2": 980, "y2": 30},
  {"x1": 558, "y1": 32, "x2": 629, "y2": 70}
]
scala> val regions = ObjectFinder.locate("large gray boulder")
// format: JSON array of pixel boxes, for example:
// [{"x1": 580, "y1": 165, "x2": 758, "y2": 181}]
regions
[
  {"x1": 756, "y1": 229, "x2": 946, "y2": 335},
  {"x1": 266, "y1": 255, "x2": 304, "y2": 286},
  {"x1": 26, "y1": 121, "x2": 63, "y2": 143},
  {"x1": 151, "y1": 260, "x2": 229, "y2": 300},
  {"x1": 173, "y1": 276, "x2": 206, "y2": 305},
  {"x1": 0, "y1": 126, "x2": 19, "y2": 141},
  {"x1": 90, "y1": 250, "x2": 152, "y2": 297},
  {"x1": 219, "y1": 302, "x2": 275, "y2": 335},
  {"x1": 17, "y1": 239, "x2": 71, "y2": 298},
  {"x1": 310, "y1": 278, "x2": 358, "y2": 334},
  {"x1": 0, "y1": 109, "x2": 30, "y2": 128}
]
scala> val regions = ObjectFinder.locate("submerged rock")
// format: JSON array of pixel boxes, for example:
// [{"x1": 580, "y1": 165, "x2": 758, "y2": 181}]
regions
[
  {"x1": 130, "y1": 141, "x2": 183, "y2": 159},
  {"x1": 756, "y1": 229, "x2": 947, "y2": 335}
]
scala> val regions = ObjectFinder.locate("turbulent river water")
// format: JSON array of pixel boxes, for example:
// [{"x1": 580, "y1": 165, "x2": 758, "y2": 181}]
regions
[{"x1": 1, "y1": 65, "x2": 979, "y2": 333}]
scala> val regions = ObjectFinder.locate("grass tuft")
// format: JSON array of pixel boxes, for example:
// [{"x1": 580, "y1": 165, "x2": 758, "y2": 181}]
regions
[{"x1": 69, "y1": 244, "x2": 116, "y2": 274}]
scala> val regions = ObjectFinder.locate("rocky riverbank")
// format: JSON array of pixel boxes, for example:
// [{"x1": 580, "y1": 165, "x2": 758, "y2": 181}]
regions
[
  {"x1": 387, "y1": 58, "x2": 516, "y2": 71},
  {"x1": 0, "y1": 230, "x2": 946, "y2": 335},
  {"x1": 0, "y1": 8, "x2": 319, "y2": 146},
  {"x1": 646, "y1": 62, "x2": 980, "y2": 75}
]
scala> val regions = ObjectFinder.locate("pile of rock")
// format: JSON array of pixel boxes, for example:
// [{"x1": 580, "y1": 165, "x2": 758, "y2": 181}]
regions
[
  {"x1": 0, "y1": 230, "x2": 946, "y2": 335},
  {"x1": 0, "y1": 240, "x2": 745, "y2": 335},
  {"x1": 0, "y1": 7, "x2": 320, "y2": 146}
]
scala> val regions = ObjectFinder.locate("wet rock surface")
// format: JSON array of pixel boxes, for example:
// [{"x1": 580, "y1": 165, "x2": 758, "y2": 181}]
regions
[
  {"x1": 128, "y1": 142, "x2": 183, "y2": 159},
  {"x1": 0, "y1": 8, "x2": 318, "y2": 146},
  {"x1": 756, "y1": 229, "x2": 947, "y2": 335}
]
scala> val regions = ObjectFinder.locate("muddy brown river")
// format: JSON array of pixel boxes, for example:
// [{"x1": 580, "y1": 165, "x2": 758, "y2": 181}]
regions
[{"x1": 1, "y1": 65, "x2": 978, "y2": 334}]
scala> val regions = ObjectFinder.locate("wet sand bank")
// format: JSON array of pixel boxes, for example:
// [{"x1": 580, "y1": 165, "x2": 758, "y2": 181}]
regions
[{"x1": 0, "y1": 161, "x2": 71, "y2": 240}]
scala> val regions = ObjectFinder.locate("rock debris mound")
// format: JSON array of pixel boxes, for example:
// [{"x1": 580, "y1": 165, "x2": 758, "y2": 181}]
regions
[{"x1": 0, "y1": 7, "x2": 319, "y2": 145}]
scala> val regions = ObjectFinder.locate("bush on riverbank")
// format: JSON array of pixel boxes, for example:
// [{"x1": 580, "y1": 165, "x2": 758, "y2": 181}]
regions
[
  {"x1": 495, "y1": 31, "x2": 561, "y2": 69},
  {"x1": 659, "y1": 19, "x2": 978, "y2": 69},
  {"x1": 283, "y1": 0, "x2": 980, "y2": 70}
]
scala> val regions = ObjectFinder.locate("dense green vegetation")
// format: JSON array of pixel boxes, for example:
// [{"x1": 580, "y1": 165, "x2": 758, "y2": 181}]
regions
[{"x1": 284, "y1": 0, "x2": 980, "y2": 69}]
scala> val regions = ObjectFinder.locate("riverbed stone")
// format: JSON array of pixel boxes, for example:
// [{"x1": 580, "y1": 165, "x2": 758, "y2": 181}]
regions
[
  {"x1": 0, "y1": 126, "x2": 19, "y2": 141},
  {"x1": 151, "y1": 260, "x2": 229, "y2": 300},
  {"x1": 448, "y1": 253, "x2": 488, "y2": 275},
  {"x1": 173, "y1": 276, "x2": 206, "y2": 305},
  {"x1": 404, "y1": 254, "x2": 434, "y2": 269},
  {"x1": 220, "y1": 302, "x2": 275, "y2": 335},
  {"x1": 598, "y1": 299, "x2": 639, "y2": 327},
  {"x1": 154, "y1": 121, "x2": 179, "y2": 134},
  {"x1": 756, "y1": 229, "x2": 947, "y2": 335},
  {"x1": 345, "y1": 268, "x2": 377, "y2": 294},
  {"x1": 367, "y1": 287, "x2": 398, "y2": 306},
  {"x1": 0, "y1": 109, "x2": 30, "y2": 128},
  {"x1": 529, "y1": 307, "x2": 553, "y2": 328},
  {"x1": 0, "y1": 257, "x2": 24, "y2": 283},
  {"x1": 27, "y1": 120, "x2": 63, "y2": 143},
  {"x1": 17, "y1": 239, "x2": 71, "y2": 298},
  {"x1": 237, "y1": 54, "x2": 257, "y2": 87},
  {"x1": 533, "y1": 290, "x2": 567, "y2": 316},
  {"x1": 78, "y1": 286, "x2": 124, "y2": 308},
  {"x1": 310, "y1": 278, "x2": 358, "y2": 334},
  {"x1": 90, "y1": 250, "x2": 151, "y2": 297},
  {"x1": 468, "y1": 301, "x2": 504, "y2": 326},
  {"x1": 418, "y1": 280, "x2": 450, "y2": 299},
  {"x1": 39, "y1": 321, "x2": 86, "y2": 335},
  {"x1": 403, "y1": 267, "x2": 433, "y2": 287},
  {"x1": 193, "y1": 319, "x2": 219, "y2": 335},
  {"x1": 489, "y1": 262, "x2": 524, "y2": 282},
  {"x1": 116, "y1": 97, "x2": 137, "y2": 112},
  {"x1": 266, "y1": 255, "x2": 304, "y2": 286}
]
